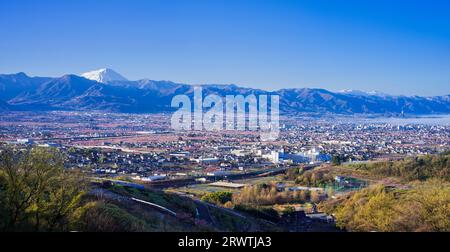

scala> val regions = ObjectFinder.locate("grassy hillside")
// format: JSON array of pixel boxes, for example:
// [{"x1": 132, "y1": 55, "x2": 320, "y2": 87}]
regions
[{"x1": 318, "y1": 154, "x2": 450, "y2": 232}]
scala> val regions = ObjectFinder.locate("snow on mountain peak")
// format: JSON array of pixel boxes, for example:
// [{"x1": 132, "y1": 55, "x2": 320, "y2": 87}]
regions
[
  {"x1": 81, "y1": 68, "x2": 128, "y2": 83},
  {"x1": 338, "y1": 89, "x2": 390, "y2": 97}
]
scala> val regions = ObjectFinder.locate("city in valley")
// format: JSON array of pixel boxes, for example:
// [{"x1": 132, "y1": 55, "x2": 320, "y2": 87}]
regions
[{"x1": 0, "y1": 111, "x2": 448, "y2": 232}]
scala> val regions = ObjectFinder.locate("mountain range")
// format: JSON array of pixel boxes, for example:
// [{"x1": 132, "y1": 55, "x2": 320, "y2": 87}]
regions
[{"x1": 0, "y1": 68, "x2": 449, "y2": 115}]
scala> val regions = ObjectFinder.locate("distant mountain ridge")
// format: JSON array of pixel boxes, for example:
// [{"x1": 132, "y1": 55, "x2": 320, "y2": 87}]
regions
[
  {"x1": 0, "y1": 69, "x2": 449, "y2": 115},
  {"x1": 337, "y1": 89, "x2": 390, "y2": 97}
]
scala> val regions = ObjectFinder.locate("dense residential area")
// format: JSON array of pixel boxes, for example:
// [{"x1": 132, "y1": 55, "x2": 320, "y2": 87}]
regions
[{"x1": 0, "y1": 112, "x2": 448, "y2": 232}]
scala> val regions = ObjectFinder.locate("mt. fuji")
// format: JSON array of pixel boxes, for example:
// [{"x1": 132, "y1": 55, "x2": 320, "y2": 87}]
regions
[{"x1": 81, "y1": 68, "x2": 128, "y2": 84}]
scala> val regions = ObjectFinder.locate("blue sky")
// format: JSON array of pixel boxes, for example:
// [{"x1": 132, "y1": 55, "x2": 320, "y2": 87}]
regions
[{"x1": 0, "y1": 0, "x2": 449, "y2": 96}]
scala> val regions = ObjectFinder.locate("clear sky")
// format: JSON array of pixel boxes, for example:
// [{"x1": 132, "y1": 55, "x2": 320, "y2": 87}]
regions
[{"x1": 0, "y1": 0, "x2": 449, "y2": 96}]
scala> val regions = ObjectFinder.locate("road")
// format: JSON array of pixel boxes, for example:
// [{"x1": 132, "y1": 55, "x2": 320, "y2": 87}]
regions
[
  {"x1": 91, "y1": 185, "x2": 278, "y2": 230},
  {"x1": 173, "y1": 190, "x2": 276, "y2": 225},
  {"x1": 90, "y1": 163, "x2": 320, "y2": 228},
  {"x1": 90, "y1": 188, "x2": 177, "y2": 216},
  {"x1": 90, "y1": 186, "x2": 227, "y2": 226},
  {"x1": 143, "y1": 165, "x2": 319, "y2": 189},
  {"x1": 193, "y1": 200, "x2": 214, "y2": 224}
]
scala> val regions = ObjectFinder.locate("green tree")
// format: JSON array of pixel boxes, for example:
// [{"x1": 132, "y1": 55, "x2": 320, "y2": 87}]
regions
[
  {"x1": 282, "y1": 206, "x2": 295, "y2": 216},
  {"x1": 332, "y1": 155, "x2": 342, "y2": 166},
  {"x1": 0, "y1": 147, "x2": 86, "y2": 231},
  {"x1": 201, "y1": 191, "x2": 233, "y2": 205}
]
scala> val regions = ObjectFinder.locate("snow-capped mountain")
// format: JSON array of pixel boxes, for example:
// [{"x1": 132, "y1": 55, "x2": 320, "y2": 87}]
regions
[
  {"x1": 338, "y1": 89, "x2": 391, "y2": 97},
  {"x1": 0, "y1": 71, "x2": 449, "y2": 114},
  {"x1": 81, "y1": 68, "x2": 128, "y2": 84}
]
